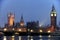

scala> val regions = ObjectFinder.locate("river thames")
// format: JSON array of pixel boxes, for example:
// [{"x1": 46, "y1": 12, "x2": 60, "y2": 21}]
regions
[{"x1": 0, "y1": 35, "x2": 59, "y2": 40}]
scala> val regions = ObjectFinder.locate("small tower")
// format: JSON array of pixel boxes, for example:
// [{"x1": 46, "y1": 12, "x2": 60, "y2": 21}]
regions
[
  {"x1": 8, "y1": 12, "x2": 15, "y2": 26},
  {"x1": 50, "y1": 5, "x2": 57, "y2": 28},
  {"x1": 20, "y1": 14, "x2": 24, "y2": 26}
]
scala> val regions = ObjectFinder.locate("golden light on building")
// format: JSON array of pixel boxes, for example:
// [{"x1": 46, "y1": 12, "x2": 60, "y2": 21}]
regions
[
  {"x1": 15, "y1": 32, "x2": 19, "y2": 35},
  {"x1": 39, "y1": 29, "x2": 43, "y2": 32},
  {"x1": 18, "y1": 29, "x2": 21, "y2": 32},
  {"x1": 4, "y1": 28, "x2": 7, "y2": 31},
  {"x1": 20, "y1": 23, "x2": 24, "y2": 26},
  {"x1": 47, "y1": 30, "x2": 51, "y2": 33},
  {"x1": 20, "y1": 15, "x2": 24, "y2": 26},
  {"x1": 30, "y1": 29, "x2": 33, "y2": 32},
  {"x1": 8, "y1": 13, "x2": 15, "y2": 26},
  {"x1": 9, "y1": 18, "x2": 14, "y2": 26}
]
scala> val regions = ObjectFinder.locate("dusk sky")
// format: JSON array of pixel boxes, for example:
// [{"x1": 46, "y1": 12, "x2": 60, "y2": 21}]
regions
[{"x1": 0, "y1": 0, "x2": 60, "y2": 27}]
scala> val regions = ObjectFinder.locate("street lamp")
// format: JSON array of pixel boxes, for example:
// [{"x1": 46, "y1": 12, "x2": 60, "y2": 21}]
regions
[
  {"x1": 18, "y1": 29, "x2": 21, "y2": 32},
  {"x1": 28, "y1": 29, "x2": 30, "y2": 31},
  {"x1": 39, "y1": 30, "x2": 43, "y2": 33},
  {"x1": 4, "y1": 28, "x2": 7, "y2": 31},
  {"x1": 30, "y1": 29, "x2": 33, "y2": 32},
  {"x1": 12, "y1": 36, "x2": 15, "y2": 38},
  {"x1": 47, "y1": 30, "x2": 51, "y2": 33}
]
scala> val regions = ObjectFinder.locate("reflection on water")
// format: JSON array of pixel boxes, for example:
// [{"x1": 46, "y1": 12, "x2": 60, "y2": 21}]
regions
[
  {"x1": 12, "y1": 36, "x2": 15, "y2": 40},
  {"x1": 39, "y1": 35, "x2": 42, "y2": 38},
  {"x1": 40, "y1": 39, "x2": 43, "y2": 40},
  {"x1": 31, "y1": 36, "x2": 33, "y2": 40},
  {"x1": 48, "y1": 39, "x2": 51, "y2": 40},
  {"x1": 48, "y1": 35, "x2": 51, "y2": 38},
  {"x1": 3, "y1": 36, "x2": 6, "y2": 40},
  {"x1": 19, "y1": 36, "x2": 21, "y2": 40},
  {"x1": 3, "y1": 35, "x2": 60, "y2": 40}
]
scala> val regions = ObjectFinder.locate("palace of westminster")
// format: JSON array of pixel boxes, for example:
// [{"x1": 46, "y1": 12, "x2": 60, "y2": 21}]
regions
[
  {"x1": 0, "y1": 5, "x2": 60, "y2": 40},
  {"x1": 0, "y1": 5, "x2": 59, "y2": 36}
]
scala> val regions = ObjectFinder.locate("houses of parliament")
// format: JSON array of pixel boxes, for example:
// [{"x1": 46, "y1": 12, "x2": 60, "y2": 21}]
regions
[
  {"x1": 0, "y1": 5, "x2": 59, "y2": 40},
  {"x1": 3, "y1": 5, "x2": 57, "y2": 32}
]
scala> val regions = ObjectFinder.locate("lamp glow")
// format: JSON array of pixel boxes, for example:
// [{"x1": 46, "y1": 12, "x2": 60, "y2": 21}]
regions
[
  {"x1": 47, "y1": 30, "x2": 51, "y2": 33},
  {"x1": 40, "y1": 30, "x2": 43, "y2": 32},
  {"x1": 30, "y1": 30, "x2": 33, "y2": 32},
  {"x1": 19, "y1": 29, "x2": 21, "y2": 31},
  {"x1": 4, "y1": 28, "x2": 7, "y2": 31}
]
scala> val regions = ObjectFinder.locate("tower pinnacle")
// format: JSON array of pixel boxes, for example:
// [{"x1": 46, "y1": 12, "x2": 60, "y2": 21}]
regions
[
  {"x1": 52, "y1": 5, "x2": 55, "y2": 11},
  {"x1": 20, "y1": 14, "x2": 24, "y2": 26}
]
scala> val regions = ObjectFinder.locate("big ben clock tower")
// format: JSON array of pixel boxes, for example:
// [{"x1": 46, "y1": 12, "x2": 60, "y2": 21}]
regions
[{"x1": 50, "y1": 5, "x2": 57, "y2": 28}]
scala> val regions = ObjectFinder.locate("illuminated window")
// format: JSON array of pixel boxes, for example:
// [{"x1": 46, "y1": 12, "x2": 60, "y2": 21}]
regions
[
  {"x1": 20, "y1": 23, "x2": 24, "y2": 26},
  {"x1": 51, "y1": 14, "x2": 53, "y2": 16}
]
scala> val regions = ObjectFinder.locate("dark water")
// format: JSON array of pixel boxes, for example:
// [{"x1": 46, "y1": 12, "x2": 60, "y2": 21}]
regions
[{"x1": 1, "y1": 35, "x2": 60, "y2": 40}]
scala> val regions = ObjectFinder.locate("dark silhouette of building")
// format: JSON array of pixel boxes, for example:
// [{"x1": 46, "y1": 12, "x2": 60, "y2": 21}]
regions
[
  {"x1": 50, "y1": 5, "x2": 57, "y2": 28},
  {"x1": 46, "y1": 5, "x2": 57, "y2": 32},
  {"x1": 27, "y1": 21, "x2": 39, "y2": 29}
]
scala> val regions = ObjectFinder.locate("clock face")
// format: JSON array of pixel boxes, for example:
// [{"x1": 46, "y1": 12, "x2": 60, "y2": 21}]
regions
[
  {"x1": 51, "y1": 14, "x2": 53, "y2": 16},
  {"x1": 54, "y1": 13, "x2": 56, "y2": 16}
]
